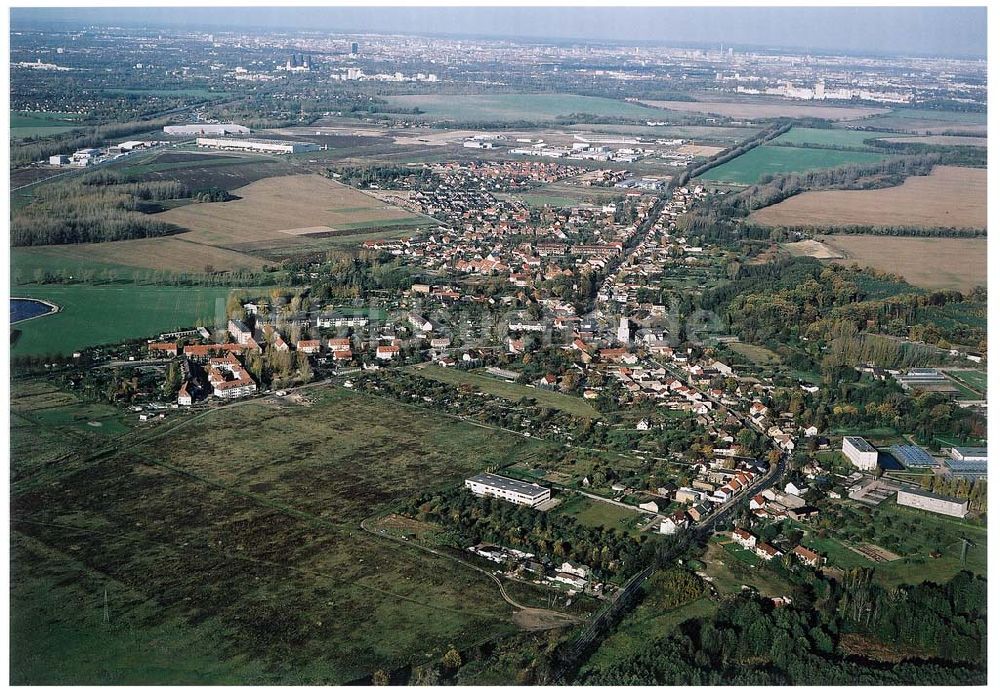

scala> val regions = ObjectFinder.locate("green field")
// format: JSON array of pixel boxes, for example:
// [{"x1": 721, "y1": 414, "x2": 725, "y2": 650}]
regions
[
  {"x1": 382, "y1": 94, "x2": 668, "y2": 123},
  {"x1": 944, "y1": 370, "x2": 987, "y2": 396},
  {"x1": 406, "y1": 364, "x2": 601, "y2": 419},
  {"x1": 11, "y1": 285, "x2": 238, "y2": 357},
  {"x1": 726, "y1": 341, "x2": 782, "y2": 365},
  {"x1": 11, "y1": 383, "x2": 551, "y2": 684},
  {"x1": 882, "y1": 108, "x2": 987, "y2": 125},
  {"x1": 556, "y1": 495, "x2": 646, "y2": 533},
  {"x1": 698, "y1": 145, "x2": 888, "y2": 185},
  {"x1": 10, "y1": 110, "x2": 84, "y2": 139},
  {"x1": 770, "y1": 127, "x2": 905, "y2": 149}
]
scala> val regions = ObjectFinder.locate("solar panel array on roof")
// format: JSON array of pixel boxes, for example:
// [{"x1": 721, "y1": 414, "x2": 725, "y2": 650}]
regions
[{"x1": 890, "y1": 444, "x2": 936, "y2": 468}]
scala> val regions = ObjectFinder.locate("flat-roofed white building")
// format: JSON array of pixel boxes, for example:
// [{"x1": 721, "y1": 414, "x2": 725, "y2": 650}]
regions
[
  {"x1": 465, "y1": 473, "x2": 551, "y2": 507},
  {"x1": 196, "y1": 137, "x2": 320, "y2": 154},
  {"x1": 896, "y1": 487, "x2": 969, "y2": 518},
  {"x1": 165, "y1": 123, "x2": 250, "y2": 136},
  {"x1": 843, "y1": 436, "x2": 878, "y2": 471}
]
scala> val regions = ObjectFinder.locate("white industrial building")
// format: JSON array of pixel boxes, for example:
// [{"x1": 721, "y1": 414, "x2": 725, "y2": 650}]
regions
[
  {"x1": 842, "y1": 436, "x2": 879, "y2": 471},
  {"x1": 465, "y1": 473, "x2": 551, "y2": 508},
  {"x1": 196, "y1": 137, "x2": 321, "y2": 154},
  {"x1": 896, "y1": 487, "x2": 969, "y2": 518},
  {"x1": 164, "y1": 123, "x2": 250, "y2": 136}
]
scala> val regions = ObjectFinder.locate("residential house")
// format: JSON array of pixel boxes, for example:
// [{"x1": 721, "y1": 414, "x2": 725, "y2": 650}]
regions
[
  {"x1": 792, "y1": 545, "x2": 825, "y2": 568},
  {"x1": 732, "y1": 528, "x2": 757, "y2": 550}
]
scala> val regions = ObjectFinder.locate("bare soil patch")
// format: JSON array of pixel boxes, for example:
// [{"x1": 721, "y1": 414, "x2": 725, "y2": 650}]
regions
[
  {"x1": 751, "y1": 166, "x2": 986, "y2": 229},
  {"x1": 782, "y1": 239, "x2": 845, "y2": 260}
]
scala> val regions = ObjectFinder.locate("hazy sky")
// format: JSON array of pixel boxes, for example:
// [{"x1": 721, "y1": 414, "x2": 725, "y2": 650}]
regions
[{"x1": 10, "y1": 6, "x2": 988, "y2": 58}]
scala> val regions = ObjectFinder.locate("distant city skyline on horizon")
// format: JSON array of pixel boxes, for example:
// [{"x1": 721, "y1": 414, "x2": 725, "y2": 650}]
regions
[{"x1": 10, "y1": 5, "x2": 989, "y2": 59}]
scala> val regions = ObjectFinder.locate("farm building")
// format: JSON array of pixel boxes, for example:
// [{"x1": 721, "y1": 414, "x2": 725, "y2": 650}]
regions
[
  {"x1": 464, "y1": 473, "x2": 551, "y2": 508},
  {"x1": 896, "y1": 487, "x2": 969, "y2": 518},
  {"x1": 164, "y1": 123, "x2": 250, "y2": 136},
  {"x1": 842, "y1": 436, "x2": 878, "y2": 471},
  {"x1": 196, "y1": 137, "x2": 321, "y2": 154}
]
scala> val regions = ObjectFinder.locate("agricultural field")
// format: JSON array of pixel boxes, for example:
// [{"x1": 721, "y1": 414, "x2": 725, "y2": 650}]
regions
[
  {"x1": 11, "y1": 384, "x2": 554, "y2": 684},
  {"x1": 697, "y1": 145, "x2": 888, "y2": 185},
  {"x1": 769, "y1": 127, "x2": 903, "y2": 149},
  {"x1": 10, "y1": 285, "x2": 238, "y2": 357},
  {"x1": 791, "y1": 236, "x2": 986, "y2": 291},
  {"x1": 156, "y1": 174, "x2": 432, "y2": 250},
  {"x1": 381, "y1": 93, "x2": 668, "y2": 123},
  {"x1": 11, "y1": 237, "x2": 268, "y2": 277},
  {"x1": 405, "y1": 363, "x2": 601, "y2": 419},
  {"x1": 845, "y1": 108, "x2": 987, "y2": 135},
  {"x1": 752, "y1": 166, "x2": 987, "y2": 230},
  {"x1": 10, "y1": 110, "x2": 84, "y2": 139},
  {"x1": 878, "y1": 135, "x2": 987, "y2": 148},
  {"x1": 121, "y1": 150, "x2": 301, "y2": 191},
  {"x1": 639, "y1": 99, "x2": 888, "y2": 121}
]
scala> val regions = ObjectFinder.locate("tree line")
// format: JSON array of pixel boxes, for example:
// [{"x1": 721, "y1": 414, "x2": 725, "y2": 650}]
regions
[
  {"x1": 577, "y1": 570, "x2": 985, "y2": 685},
  {"x1": 12, "y1": 178, "x2": 190, "y2": 246}
]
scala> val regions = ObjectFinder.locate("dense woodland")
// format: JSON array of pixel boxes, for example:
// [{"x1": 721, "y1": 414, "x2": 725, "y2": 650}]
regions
[{"x1": 578, "y1": 571, "x2": 986, "y2": 685}]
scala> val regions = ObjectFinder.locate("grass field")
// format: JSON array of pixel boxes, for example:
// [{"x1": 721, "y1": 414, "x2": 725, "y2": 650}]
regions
[
  {"x1": 770, "y1": 127, "x2": 902, "y2": 149},
  {"x1": 556, "y1": 495, "x2": 646, "y2": 534},
  {"x1": 10, "y1": 110, "x2": 84, "y2": 139},
  {"x1": 12, "y1": 237, "x2": 268, "y2": 277},
  {"x1": 698, "y1": 145, "x2": 888, "y2": 185},
  {"x1": 878, "y1": 135, "x2": 987, "y2": 148},
  {"x1": 944, "y1": 370, "x2": 987, "y2": 396},
  {"x1": 406, "y1": 364, "x2": 601, "y2": 419},
  {"x1": 640, "y1": 99, "x2": 888, "y2": 121},
  {"x1": 156, "y1": 174, "x2": 428, "y2": 249},
  {"x1": 752, "y1": 166, "x2": 986, "y2": 230},
  {"x1": 382, "y1": 94, "x2": 667, "y2": 122},
  {"x1": 11, "y1": 384, "x2": 550, "y2": 684},
  {"x1": 727, "y1": 342, "x2": 782, "y2": 365},
  {"x1": 10, "y1": 285, "x2": 237, "y2": 357},
  {"x1": 701, "y1": 539, "x2": 792, "y2": 598},
  {"x1": 847, "y1": 108, "x2": 988, "y2": 135}
]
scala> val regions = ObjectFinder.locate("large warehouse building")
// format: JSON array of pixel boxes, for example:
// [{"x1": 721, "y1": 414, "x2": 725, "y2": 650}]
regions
[
  {"x1": 164, "y1": 123, "x2": 250, "y2": 136},
  {"x1": 896, "y1": 487, "x2": 969, "y2": 518},
  {"x1": 196, "y1": 137, "x2": 321, "y2": 154},
  {"x1": 843, "y1": 436, "x2": 879, "y2": 471},
  {"x1": 465, "y1": 473, "x2": 551, "y2": 508}
]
